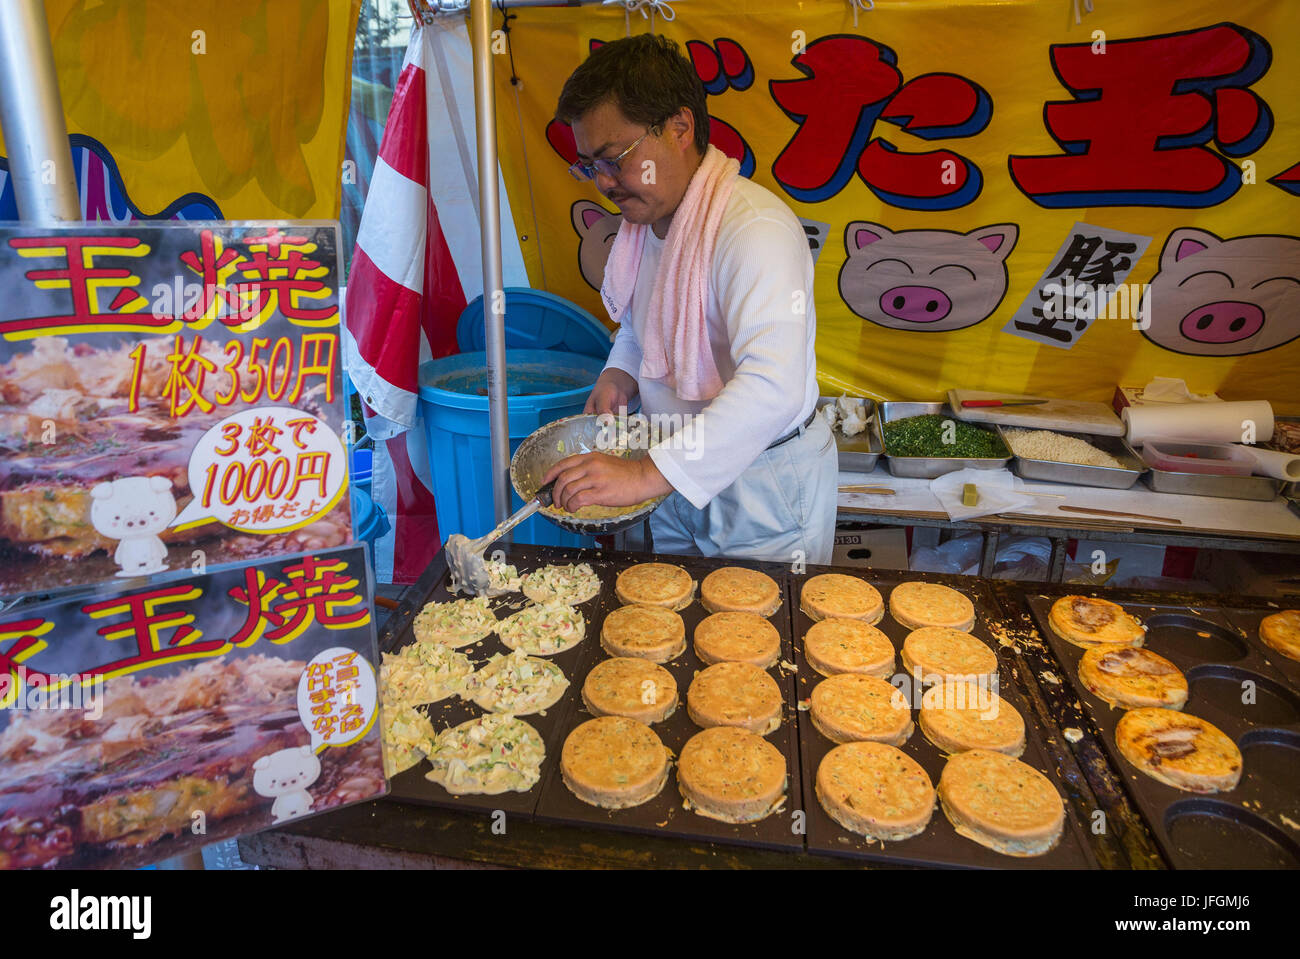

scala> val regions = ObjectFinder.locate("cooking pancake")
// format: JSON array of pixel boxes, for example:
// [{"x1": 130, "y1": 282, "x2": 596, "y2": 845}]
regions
[
  {"x1": 888, "y1": 582, "x2": 975, "y2": 632},
  {"x1": 411, "y1": 596, "x2": 497, "y2": 648},
  {"x1": 937, "y1": 749, "x2": 1064, "y2": 857},
  {"x1": 677, "y1": 726, "x2": 787, "y2": 824},
  {"x1": 1078, "y1": 646, "x2": 1187, "y2": 710},
  {"x1": 1259, "y1": 610, "x2": 1300, "y2": 662},
  {"x1": 1048, "y1": 595, "x2": 1144, "y2": 649},
  {"x1": 816, "y1": 741, "x2": 935, "y2": 841},
  {"x1": 803, "y1": 618, "x2": 895, "y2": 678},
  {"x1": 699, "y1": 567, "x2": 781, "y2": 617},
  {"x1": 425, "y1": 715, "x2": 546, "y2": 795},
  {"x1": 901, "y1": 627, "x2": 997, "y2": 683},
  {"x1": 686, "y1": 661, "x2": 783, "y2": 735},
  {"x1": 520, "y1": 562, "x2": 601, "y2": 605},
  {"x1": 497, "y1": 602, "x2": 585, "y2": 656},
  {"x1": 1115, "y1": 708, "x2": 1242, "y2": 793},
  {"x1": 599, "y1": 603, "x2": 687, "y2": 663},
  {"x1": 560, "y1": 716, "x2": 671, "y2": 809},
  {"x1": 919, "y1": 681, "x2": 1025, "y2": 757},
  {"x1": 799, "y1": 573, "x2": 884, "y2": 623},
  {"x1": 581, "y1": 657, "x2": 678, "y2": 724},
  {"x1": 464, "y1": 649, "x2": 569, "y2": 716},
  {"x1": 809, "y1": 673, "x2": 913, "y2": 746},
  {"x1": 694, "y1": 612, "x2": 781, "y2": 669},
  {"x1": 614, "y1": 562, "x2": 695, "y2": 610}
]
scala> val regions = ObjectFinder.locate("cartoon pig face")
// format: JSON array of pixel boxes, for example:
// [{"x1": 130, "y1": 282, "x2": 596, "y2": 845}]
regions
[
  {"x1": 572, "y1": 200, "x2": 623, "y2": 291},
  {"x1": 90, "y1": 475, "x2": 176, "y2": 539},
  {"x1": 839, "y1": 222, "x2": 1018, "y2": 332},
  {"x1": 1142, "y1": 228, "x2": 1300, "y2": 356}
]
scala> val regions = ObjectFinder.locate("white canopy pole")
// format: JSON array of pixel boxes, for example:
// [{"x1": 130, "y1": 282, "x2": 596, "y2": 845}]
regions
[
  {"x1": 0, "y1": 0, "x2": 80, "y2": 222},
  {"x1": 470, "y1": 0, "x2": 513, "y2": 526},
  {"x1": 464, "y1": 0, "x2": 665, "y2": 526}
]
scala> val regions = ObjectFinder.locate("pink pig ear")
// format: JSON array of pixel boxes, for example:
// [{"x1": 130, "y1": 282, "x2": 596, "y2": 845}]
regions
[
  {"x1": 1159, "y1": 228, "x2": 1222, "y2": 270},
  {"x1": 967, "y1": 223, "x2": 1019, "y2": 259},
  {"x1": 845, "y1": 222, "x2": 890, "y2": 255},
  {"x1": 572, "y1": 200, "x2": 612, "y2": 235}
]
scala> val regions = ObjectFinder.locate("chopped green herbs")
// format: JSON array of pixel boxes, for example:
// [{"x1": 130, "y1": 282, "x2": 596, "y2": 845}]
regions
[{"x1": 883, "y1": 414, "x2": 1007, "y2": 459}]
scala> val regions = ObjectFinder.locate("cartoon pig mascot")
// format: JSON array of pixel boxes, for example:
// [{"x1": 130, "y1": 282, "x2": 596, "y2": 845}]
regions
[
  {"x1": 572, "y1": 200, "x2": 623, "y2": 291},
  {"x1": 839, "y1": 222, "x2": 1018, "y2": 332},
  {"x1": 90, "y1": 475, "x2": 176, "y2": 577},
  {"x1": 1141, "y1": 228, "x2": 1300, "y2": 356},
  {"x1": 253, "y1": 745, "x2": 322, "y2": 824}
]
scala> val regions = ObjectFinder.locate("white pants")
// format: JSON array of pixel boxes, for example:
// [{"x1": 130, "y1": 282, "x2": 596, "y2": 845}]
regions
[{"x1": 650, "y1": 413, "x2": 837, "y2": 565}]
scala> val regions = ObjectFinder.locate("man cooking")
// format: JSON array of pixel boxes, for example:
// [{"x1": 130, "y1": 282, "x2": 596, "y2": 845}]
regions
[{"x1": 541, "y1": 34, "x2": 836, "y2": 565}]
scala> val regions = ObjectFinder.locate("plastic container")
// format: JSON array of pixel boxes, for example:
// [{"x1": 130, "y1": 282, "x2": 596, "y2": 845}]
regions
[
  {"x1": 1141, "y1": 440, "x2": 1255, "y2": 476},
  {"x1": 350, "y1": 445, "x2": 373, "y2": 497},
  {"x1": 417, "y1": 349, "x2": 606, "y2": 548},
  {"x1": 456, "y1": 288, "x2": 612, "y2": 359},
  {"x1": 351, "y1": 485, "x2": 391, "y2": 558}
]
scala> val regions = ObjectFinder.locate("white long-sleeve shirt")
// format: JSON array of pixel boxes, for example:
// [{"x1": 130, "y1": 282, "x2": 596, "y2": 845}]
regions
[{"x1": 602, "y1": 176, "x2": 818, "y2": 509}]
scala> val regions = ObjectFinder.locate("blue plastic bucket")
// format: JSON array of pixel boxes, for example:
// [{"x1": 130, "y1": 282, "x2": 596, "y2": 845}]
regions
[
  {"x1": 350, "y1": 446, "x2": 373, "y2": 497},
  {"x1": 456, "y1": 288, "x2": 612, "y2": 360},
  {"x1": 351, "y1": 485, "x2": 390, "y2": 561},
  {"x1": 417, "y1": 349, "x2": 605, "y2": 548}
]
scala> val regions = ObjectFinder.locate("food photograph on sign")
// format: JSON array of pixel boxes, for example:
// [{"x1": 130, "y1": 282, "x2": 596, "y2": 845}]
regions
[
  {"x1": 0, "y1": 223, "x2": 351, "y2": 598},
  {"x1": 0, "y1": 545, "x2": 386, "y2": 870}
]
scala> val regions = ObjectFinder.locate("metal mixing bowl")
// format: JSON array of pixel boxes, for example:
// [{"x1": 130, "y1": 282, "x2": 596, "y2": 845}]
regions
[{"x1": 511, "y1": 413, "x2": 669, "y2": 536}]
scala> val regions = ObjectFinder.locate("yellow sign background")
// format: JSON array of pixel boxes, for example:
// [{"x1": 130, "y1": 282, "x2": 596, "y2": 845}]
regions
[
  {"x1": 488, "y1": 0, "x2": 1300, "y2": 412},
  {"x1": 0, "y1": 0, "x2": 360, "y2": 220}
]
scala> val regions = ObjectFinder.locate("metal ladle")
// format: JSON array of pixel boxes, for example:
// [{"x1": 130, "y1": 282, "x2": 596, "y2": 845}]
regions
[{"x1": 444, "y1": 479, "x2": 556, "y2": 595}]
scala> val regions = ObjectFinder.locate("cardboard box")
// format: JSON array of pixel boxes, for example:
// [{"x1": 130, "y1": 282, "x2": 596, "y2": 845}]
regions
[{"x1": 832, "y1": 527, "x2": 909, "y2": 570}]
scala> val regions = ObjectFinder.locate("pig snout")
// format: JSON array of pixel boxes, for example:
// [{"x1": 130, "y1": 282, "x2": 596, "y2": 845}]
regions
[
  {"x1": 1178, "y1": 301, "x2": 1264, "y2": 344},
  {"x1": 879, "y1": 286, "x2": 952, "y2": 323}
]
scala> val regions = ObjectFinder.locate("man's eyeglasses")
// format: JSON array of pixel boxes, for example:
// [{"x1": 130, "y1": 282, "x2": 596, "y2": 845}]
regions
[{"x1": 568, "y1": 125, "x2": 661, "y2": 182}]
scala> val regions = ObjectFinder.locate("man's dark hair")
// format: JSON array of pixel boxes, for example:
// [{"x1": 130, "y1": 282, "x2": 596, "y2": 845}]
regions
[{"x1": 556, "y1": 34, "x2": 710, "y2": 156}]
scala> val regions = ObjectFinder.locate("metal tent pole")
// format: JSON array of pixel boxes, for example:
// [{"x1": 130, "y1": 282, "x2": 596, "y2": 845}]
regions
[
  {"x1": 470, "y1": 0, "x2": 512, "y2": 527},
  {"x1": 461, "y1": 0, "x2": 632, "y2": 526},
  {"x1": 0, "y1": 0, "x2": 80, "y2": 222}
]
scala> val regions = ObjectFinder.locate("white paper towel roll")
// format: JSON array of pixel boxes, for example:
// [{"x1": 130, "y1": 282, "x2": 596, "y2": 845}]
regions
[
  {"x1": 1237, "y1": 445, "x2": 1300, "y2": 481},
  {"x1": 1123, "y1": 401, "x2": 1274, "y2": 446}
]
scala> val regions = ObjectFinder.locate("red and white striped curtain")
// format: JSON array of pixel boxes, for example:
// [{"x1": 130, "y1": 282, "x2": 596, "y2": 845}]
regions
[{"x1": 344, "y1": 16, "x2": 529, "y2": 583}]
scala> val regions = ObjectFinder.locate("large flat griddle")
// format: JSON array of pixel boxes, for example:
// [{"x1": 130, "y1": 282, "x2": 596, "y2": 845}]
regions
[{"x1": 383, "y1": 545, "x2": 1106, "y2": 864}]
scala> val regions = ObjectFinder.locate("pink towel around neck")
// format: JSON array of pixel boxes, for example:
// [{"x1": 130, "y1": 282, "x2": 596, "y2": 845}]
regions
[{"x1": 599, "y1": 144, "x2": 740, "y2": 402}]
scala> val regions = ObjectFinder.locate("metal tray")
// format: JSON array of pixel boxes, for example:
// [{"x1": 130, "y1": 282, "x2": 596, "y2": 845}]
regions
[
  {"x1": 533, "y1": 556, "x2": 804, "y2": 853},
  {"x1": 996, "y1": 426, "x2": 1147, "y2": 489},
  {"x1": 878, "y1": 401, "x2": 1011, "y2": 479},
  {"x1": 792, "y1": 566, "x2": 1098, "y2": 868},
  {"x1": 817, "y1": 395, "x2": 882, "y2": 472},
  {"x1": 1025, "y1": 594, "x2": 1300, "y2": 869},
  {"x1": 1142, "y1": 465, "x2": 1282, "y2": 501}
]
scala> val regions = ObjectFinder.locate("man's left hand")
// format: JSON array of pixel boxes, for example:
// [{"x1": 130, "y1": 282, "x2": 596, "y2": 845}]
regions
[{"x1": 542, "y1": 452, "x2": 673, "y2": 512}]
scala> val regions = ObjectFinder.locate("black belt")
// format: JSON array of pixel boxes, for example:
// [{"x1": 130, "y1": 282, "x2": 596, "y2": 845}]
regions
[{"x1": 766, "y1": 409, "x2": 817, "y2": 450}]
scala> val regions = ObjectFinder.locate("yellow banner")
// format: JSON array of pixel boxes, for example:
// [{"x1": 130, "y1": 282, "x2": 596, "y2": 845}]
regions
[
  {"x1": 488, "y1": 0, "x2": 1300, "y2": 412},
  {"x1": 0, "y1": 0, "x2": 360, "y2": 220}
]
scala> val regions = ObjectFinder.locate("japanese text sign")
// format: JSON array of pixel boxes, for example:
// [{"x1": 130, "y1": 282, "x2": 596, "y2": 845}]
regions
[
  {"x1": 0, "y1": 544, "x2": 385, "y2": 869},
  {"x1": 0, "y1": 221, "x2": 353, "y2": 599}
]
